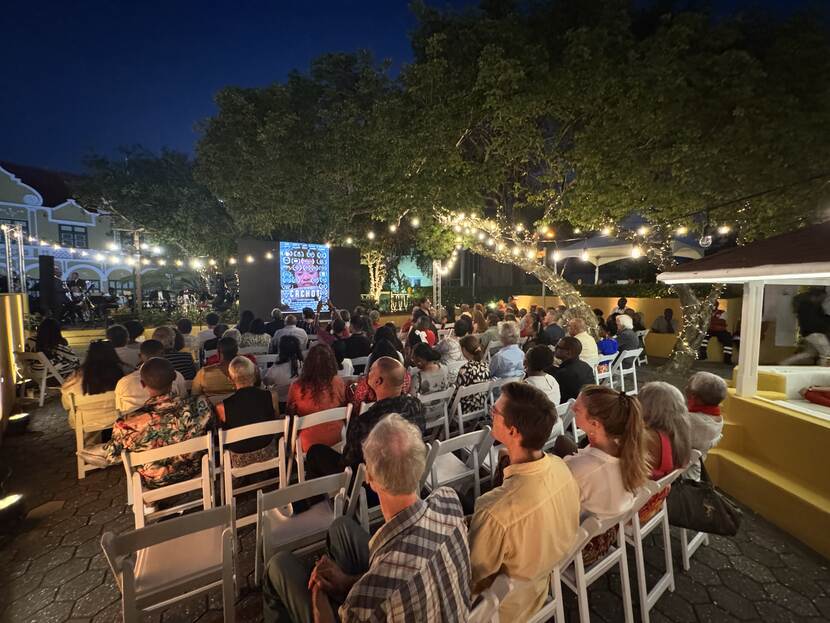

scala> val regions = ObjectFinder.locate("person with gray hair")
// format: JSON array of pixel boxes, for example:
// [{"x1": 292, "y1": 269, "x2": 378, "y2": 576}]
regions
[
  {"x1": 683, "y1": 372, "x2": 729, "y2": 480},
  {"x1": 489, "y1": 320, "x2": 525, "y2": 378},
  {"x1": 615, "y1": 313, "x2": 640, "y2": 361},
  {"x1": 152, "y1": 325, "x2": 197, "y2": 380},
  {"x1": 262, "y1": 413, "x2": 471, "y2": 622},
  {"x1": 568, "y1": 317, "x2": 599, "y2": 362},
  {"x1": 269, "y1": 313, "x2": 309, "y2": 353},
  {"x1": 265, "y1": 308, "x2": 285, "y2": 337},
  {"x1": 639, "y1": 382, "x2": 692, "y2": 476},
  {"x1": 216, "y1": 355, "x2": 278, "y2": 468}
]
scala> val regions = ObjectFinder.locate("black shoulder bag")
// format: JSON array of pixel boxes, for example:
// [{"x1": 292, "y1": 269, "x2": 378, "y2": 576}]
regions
[{"x1": 667, "y1": 459, "x2": 742, "y2": 536}]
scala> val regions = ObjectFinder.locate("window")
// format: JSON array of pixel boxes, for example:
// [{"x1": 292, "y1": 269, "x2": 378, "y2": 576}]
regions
[
  {"x1": 58, "y1": 224, "x2": 88, "y2": 249},
  {"x1": 108, "y1": 279, "x2": 134, "y2": 295},
  {"x1": 112, "y1": 229, "x2": 146, "y2": 253},
  {"x1": 0, "y1": 218, "x2": 29, "y2": 239}
]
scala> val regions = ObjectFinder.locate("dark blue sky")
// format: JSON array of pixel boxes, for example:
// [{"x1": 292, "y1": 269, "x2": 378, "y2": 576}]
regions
[{"x1": 0, "y1": 0, "x2": 810, "y2": 172}]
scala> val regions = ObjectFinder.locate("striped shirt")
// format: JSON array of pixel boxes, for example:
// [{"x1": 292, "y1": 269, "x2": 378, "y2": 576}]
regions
[
  {"x1": 164, "y1": 351, "x2": 197, "y2": 380},
  {"x1": 340, "y1": 487, "x2": 470, "y2": 622}
]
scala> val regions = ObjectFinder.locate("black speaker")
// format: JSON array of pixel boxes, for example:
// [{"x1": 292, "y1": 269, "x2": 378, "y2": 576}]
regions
[{"x1": 38, "y1": 255, "x2": 59, "y2": 316}]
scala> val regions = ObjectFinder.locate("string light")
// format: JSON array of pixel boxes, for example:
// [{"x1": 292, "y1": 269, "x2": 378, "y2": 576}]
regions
[
  {"x1": 637, "y1": 226, "x2": 649, "y2": 236},
  {"x1": 158, "y1": 259, "x2": 166, "y2": 266},
  {"x1": 676, "y1": 225, "x2": 688, "y2": 235},
  {"x1": 477, "y1": 231, "x2": 485, "y2": 241},
  {"x1": 325, "y1": 242, "x2": 331, "y2": 248},
  {"x1": 581, "y1": 248, "x2": 589, "y2": 262},
  {"x1": 631, "y1": 245, "x2": 642, "y2": 258},
  {"x1": 552, "y1": 250, "x2": 562, "y2": 262},
  {"x1": 487, "y1": 238, "x2": 495, "y2": 246},
  {"x1": 515, "y1": 223, "x2": 524, "y2": 232},
  {"x1": 573, "y1": 228, "x2": 581, "y2": 234},
  {"x1": 265, "y1": 252, "x2": 273, "y2": 260},
  {"x1": 453, "y1": 225, "x2": 462, "y2": 233},
  {"x1": 141, "y1": 258, "x2": 151, "y2": 266},
  {"x1": 140, "y1": 243, "x2": 149, "y2": 250},
  {"x1": 106, "y1": 242, "x2": 119, "y2": 251},
  {"x1": 511, "y1": 247, "x2": 520, "y2": 256},
  {"x1": 345, "y1": 237, "x2": 353, "y2": 245},
  {"x1": 175, "y1": 260, "x2": 184, "y2": 267},
  {"x1": 389, "y1": 224, "x2": 397, "y2": 233},
  {"x1": 208, "y1": 259, "x2": 217, "y2": 266},
  {"x1": 245, "y1": 255, "x2": 255, "y2": 264},
  {"x1": 526, "y1": 249, "x2": 536, "y2": 260},
  {"x1": 151, "y1": 245, "x2": 162, "y2": 255},
  {"x1": 601, "y1": 227, "x2": 611, "y2": 236},
  {"x1": 367, "y1": 231, "x2": 376, "y2": 240},
  {"x1": 410, "y1": 217, "x2": 420, "y2": 228},
  {"x1": 228, "y1": 257, "x2": 237, "y2": 265},
  {"x1": 717, "y1": 225, "x2": 731, "y2": 234},
  {"x1": 94, "y1": 253, "x2": 104, "y2": 261}
]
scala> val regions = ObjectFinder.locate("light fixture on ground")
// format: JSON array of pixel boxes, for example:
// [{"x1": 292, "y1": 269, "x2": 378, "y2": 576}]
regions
[
  {"x1": 7, "y1": 412, "x2": 30, "y2": 434},
  {"x1": 0, "y1": 493, "x2": 26, "y2": 528}
]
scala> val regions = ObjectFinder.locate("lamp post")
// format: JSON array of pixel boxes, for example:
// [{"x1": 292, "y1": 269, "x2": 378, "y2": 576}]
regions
[{"x1": 1, "y1": 226, "x2": 13, "y2": 294}]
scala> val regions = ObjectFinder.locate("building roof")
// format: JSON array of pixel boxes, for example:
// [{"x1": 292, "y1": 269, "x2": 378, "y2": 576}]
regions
[
  {"x1": 0, "y1": 161, "x2": 83, "y2": 208},
  {"x1": 658, "y1": 222, "x2": 830, "y2": 284}
]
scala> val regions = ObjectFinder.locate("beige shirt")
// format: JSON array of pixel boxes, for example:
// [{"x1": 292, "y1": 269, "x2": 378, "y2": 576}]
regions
[
  {"x1": 574, "y1": 331, "x2": 599, "y2": 362},
  {"x1": 191, "y1": 364, "x2": 235, "y2": 397},
  {"x1": 115, "y1": 368, "x2": 187, "y2": 414},
  {"x1": 565, "y1": 446, "x2": 634, "y2": 520},
  {"x1": 470, "y1": 454, "x2": 580, "y2": 621}
]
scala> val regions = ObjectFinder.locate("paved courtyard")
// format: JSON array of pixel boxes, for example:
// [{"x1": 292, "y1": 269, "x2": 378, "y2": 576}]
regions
[{"x1": 1, "y1": 369, "x2": 828, "y2": 623}]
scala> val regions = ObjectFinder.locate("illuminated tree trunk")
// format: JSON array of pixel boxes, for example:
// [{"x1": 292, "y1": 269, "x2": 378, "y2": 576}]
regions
[
  {"x1": 362, "y1": 249, "x2": 387, "y2": 304},
  {"x1": 659, "y1": 283, "x2": 723, "y2": 375}
]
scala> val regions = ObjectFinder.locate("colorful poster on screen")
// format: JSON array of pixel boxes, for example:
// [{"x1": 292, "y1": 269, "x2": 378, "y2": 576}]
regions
[{"x1": 279, "y1": 241, "x2": 330, "y2": 310}]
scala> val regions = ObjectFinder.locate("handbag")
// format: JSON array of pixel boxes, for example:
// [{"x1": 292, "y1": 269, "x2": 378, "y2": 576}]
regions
[{"x1": 667, "y1": 459, "x2": 742, "y2": 536}]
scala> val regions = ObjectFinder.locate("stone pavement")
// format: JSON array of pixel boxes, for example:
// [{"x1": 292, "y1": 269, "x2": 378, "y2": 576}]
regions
[{"x1": 1, "y1": 375, "x2": 828, "y2": 623}]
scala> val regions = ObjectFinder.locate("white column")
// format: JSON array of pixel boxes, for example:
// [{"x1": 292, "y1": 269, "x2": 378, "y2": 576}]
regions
[
  {"x1": 594, "y1": 262, "x2": 600, "y2": 285},
  {"x1": 736, "y1": 281, "x2": 765, "y2": 397}
]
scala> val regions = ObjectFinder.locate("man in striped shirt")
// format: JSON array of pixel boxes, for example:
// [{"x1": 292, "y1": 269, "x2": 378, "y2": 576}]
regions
[{"x1": 263, "y1": 414, "x2": 470, "y2": 623}]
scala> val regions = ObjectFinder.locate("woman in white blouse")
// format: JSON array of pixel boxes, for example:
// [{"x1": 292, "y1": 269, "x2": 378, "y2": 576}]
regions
[{"x1": 522, "y1": 345, "x2": 563, "y2": 439}]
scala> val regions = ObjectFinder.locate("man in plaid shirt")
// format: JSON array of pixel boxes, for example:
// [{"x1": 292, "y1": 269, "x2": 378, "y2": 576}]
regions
[{"x1": 263, "y1": 414, "x2": 470, "y2": 622}]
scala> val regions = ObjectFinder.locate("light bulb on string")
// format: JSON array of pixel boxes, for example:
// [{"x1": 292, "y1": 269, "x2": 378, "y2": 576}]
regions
[
  {"x1": 325, "y1": 242, "x2": 331, "y2": 248},
  {"x1": 345, "y1": 237, "x2": 353, "y2": 245},
  {"x1": 175, "y1": 259, "x2": 184, "y2": 267},
  {"x1": 453, "y1": 225, "x2": 462, "y2": 233},
  {"x1": 68, "y1": 248, "x2": 76, "y2": 255},
  {"x1": 477, "y1": 231, "x2": 485, "y2": 241},
  {"x1": 526, "y1": 249, "x2": 536, "y2": 260},
  {"x1": 553, "y1": 249, "x2": 562, "y2": 262},
  {"x1": 94, "y1": 253, "x2": 104, "y2": 261},
  {"x1": 497, "y1": 243, "x2": 505, "y2": 251},
  {"x1": 487, "y1": 238, "x2": 495, "y2": 246},
  {"x1": 151, "y1": 246, "x2": 162, "y2": 255},
  {"x1": 637, "y1": 226, "x2": 649, "y2": 236},
  {"x1": 388, "y1": 224, "x2": 397, "y2": 233},
  {"x1": 511, "y1": 247, "x2": 520, "y2": 256},
  {"x1": 676, "y1": 225, "x2": 688, "y2": 236},
  {"x1": 229, "y1": 257, "x2": 237, "y2": 265},
  {"x1": 573, "y1": 228, "x2": 581, "y2": 234},
  {"x1": 245, "y1": 255, "x2": 255, "y2": 264},
  {"x1": 80, "y1": 251, "x2": 88, "y2": 257},
  {"x1": 631, "y1": 245, "x2": 642, "y2": 258},
  {"x1": 717, "y1": 225, "x2": 731, "y2": 235},
  {"x1": 601, "y1": 226, "x2": 611, "y2": 236},
  {"x1": 141, "y1": 258, "x2": 151, "y2": 266},
  {"x1": 140, "y1": 243, "x2": 149, "y2": 251},
  {"x1": 107, "y1": 242, "x2": 119, "y2": 251},
  {"x1": 367, "y1": 231, "x2": 376, "y2": 240},
  {"x1": 209, "y1": 259, "x2": 217, "y2": 266},
  {"x1": 410, "y1": 217, "x2": 420, "y2": 228},
  {"x1": 158, "y1": 259, "x2": 166, "y2": 266},
  {"x1": 265, "y1": 252, "x2": 273, "y2": 260}
]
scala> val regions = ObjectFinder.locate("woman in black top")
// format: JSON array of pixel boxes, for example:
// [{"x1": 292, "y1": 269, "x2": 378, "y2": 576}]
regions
[{"x1": 216, "y1": 356, "x2": 280, "y2": 468}]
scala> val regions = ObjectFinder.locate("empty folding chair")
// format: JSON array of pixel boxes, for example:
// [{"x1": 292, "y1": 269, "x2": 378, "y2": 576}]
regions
[
  {"x1": 69, "y1": 391, "x2": 118, "y2": 479},
  {"x1": 255, "y1": 468, "x2": 355, "y2": 583},
  {"x1": 351, "y1": 356, "x2": 370, "y2": 375},
  {"x1": 219, "y1": 420, "x2": 288, "y2": 527},
  {"x1": 468, "y1": 573, "x2": 518, "y2": 623},
  {"x1": 418, "y1": 386, "x2": 454, "y2": 441},
  {"x1": 122, "y1": 434, "x2": 216, "y2": 529},
  {"x1": 450, "y1": 381, "x2": 491, "y2": 434},
  {"x1": 101, "y1": 505, "x2": 236, "y2": 623},
  {"x1": 291, "y1": 405, "x2": 352, "y2": 482},
  {"x1": 421, "y1": 427, "x2": 493, "y2": 499},
  {"x1": 610, "y1": 349, "x2": 643, "y2": 394},
  {"x1": 559, "y1": 487, "x2": 653, "y2": 623},
  {"x1": 635, "y1": 330, "x2": 649, "y2": 365},
  {"x1": 626, "y1": 467, "x2": 686, "y2": 623},
  {"x1": 589, "y1": 354, "x2": 617, "y2": 387},
  {"x1": 14, "y1": 351, "x2": 66, "y2": 406}
]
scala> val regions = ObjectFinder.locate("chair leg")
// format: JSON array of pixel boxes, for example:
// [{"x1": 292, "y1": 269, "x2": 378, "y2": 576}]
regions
[
  {"x1": 679, "y1": 528, "x2": 691, "y2": 571},
  {"x1": 574, "y1": 556, "x2": 591, "y2": 623},
  {"x1": 661, "y1": 512, "x2": 675, "y2": 593},
  {"x1": 39, "y1": 376, "x2": 46, "y2": 407},
  {"x1": 618, "y1": 524, "x2": 635, "y2": 623},
  {"x1": 553, "y1": 568, "x2": 566, "y2": 623},
  {"x1": 632, "y1": 523, "x2": 649, "y2": 623}
]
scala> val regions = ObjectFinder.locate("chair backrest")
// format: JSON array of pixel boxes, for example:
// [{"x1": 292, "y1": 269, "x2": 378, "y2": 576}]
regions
[
  {"x1": 487, "y1": 376, "x2": 512, "y2": 402},
  {"x1": 126, "y1": 433, "x2": 212, "y2": 469},
  {"x1": 14, "y1": 351, "x2": 65, "y2": 383},
  {"x1": 290, "y1": 405, "x2": 352, "y2": 453},
  {"x1": 258, "y1": 468, "x2": 352, "y2": 515},
  {"x1": 208, "y1": 393, "x2": 234, "y2": 406},
  {"x1": 449, "y1": 381, "x2": 491, "y2": 417},
  {"x1": 240, "y1": 346, "x2": 268, "y2": 355},
  {"x1": 421, "y1": 427, "x2": 493, "y2": 490},
  {"x1": 468, "y1": 573, "x2": 516, "y2": 623},
  {"x1": 612, "y1": 348, "x2": 642, "y2": 372},
  {"x1": 204, "y1": 349, "x2": 217, "y2": 360},
  {"x1": 257, "y1": 354, "x2": 279, "y2": 369},
  {"x1": 219, "y1": 419, "x2": 287, "y2": 454},
  {"x1": 351, "y1": 356, "x2": 370, "y2": 373},
  {"x1": 683, "y1": 449, "x2": 703, "y2": 475},
  {"x1": 359, "y1": 401, "x2": 374, "y2": 415},
  {"x1": 418, "y1": 386, "x2": 454, "y2": 435},
  {"x1": 556, "y1": 399, "x2": 575, "y2": 427},
  {"x1": 70, "y1": 391, "x2": 118, "y2": 432}
]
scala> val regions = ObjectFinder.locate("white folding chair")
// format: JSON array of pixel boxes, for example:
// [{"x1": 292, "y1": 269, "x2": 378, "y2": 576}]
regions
[
  {"x1": 588, "y1": 354, "x2": 617, "y2": 387},
  {"x1": 487, "y1": 377, "x2": 512, "y2": 411},
  {"x1": 69, "y1": 391, "x2": 118, "y2": 479},
  {"x1": 635, "y1": 330, "x2": 649, "y2": 365},
  {"x1": 122, "y1": 434, "x2": 216, "y2": 528},
  {"x1": 219, "y1": 420, "x2": 288, "y2": 528},
  {"x1": 673, "y1": 450, "x2": 710, "y2": 570},
  {"x1": 358, "y1": 401, "x2": 374, "y2": 415},
  {"x1": 239, "y1": 345, "x2": 268, "y2": 356},
  {"x1": 468, "y1": 573, "x2": 519, "y2": 623},
  {"x1": 421, "y1": 427, "x2": 493, "y2": 499},
  {"x1": 449, "y1": 381, "x2": 491, "y2": 435},
  {"x1": 487, "y1": 342, "x2": 502, "y2": 360},
  {"x1": 559, "y1": 489, "x2": 652, "y2": 623},
  {"x1": 256, "y1": 354, "x2": 279, "y2": 377},
  {"x1": 555, "y1": 399, "x2": 584, "y2": 444},
  {"x1": 255, "y1": 468, "x2": 354, "y2": 583},
  {"x1": 351, "y1": 356, "x2": 370, "y2": 374},
  {"x1": 610, "y1": 349, "x2": 643, "y2": 395},
  {"x1": 437, "y1": 328, "x2": 453, "y2": 341},
  {"x1": 203, "y1": 349, "x2": 217, "y2": 360},
  {"x1": 541, "y1": 399, "x2": 574, "y2": 453},
  {"x1": 291, "y1": 405, "x2": 352, "y2": 482},
  {"x1": 626, "y1": 468, "x2": 685, "y2": 623},
  {"x1": 101, "y1": 505, "x2": 236, "y2": 623},
  {"x1": 14, "y1": 351, "x2": 66, "y2": 406},
  {"x1": 418, "y1": 386, "x2": 454, "y2": 441}
]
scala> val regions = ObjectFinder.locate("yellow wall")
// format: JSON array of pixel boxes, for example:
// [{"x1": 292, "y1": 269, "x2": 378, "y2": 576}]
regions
[{"x1": 0, "y1": 294, "x2": 26, "y2": 441}]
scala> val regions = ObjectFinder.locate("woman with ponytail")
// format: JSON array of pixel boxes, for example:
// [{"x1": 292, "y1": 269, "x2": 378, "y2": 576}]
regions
[
  {"x1": 565, "y1": 384, "x2": 649, "y2": 563},
  {"x1": 410, "y1": 342, "x2": 450, "y2": 395}
]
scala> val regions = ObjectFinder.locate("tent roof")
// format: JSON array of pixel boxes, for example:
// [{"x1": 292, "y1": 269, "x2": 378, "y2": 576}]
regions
[
  {"x1": 657, "y1": 222, "x2": 830, "y2": 285},
  {"x1": 558, "y1": 237, "x2": 702, "y2": 266}
]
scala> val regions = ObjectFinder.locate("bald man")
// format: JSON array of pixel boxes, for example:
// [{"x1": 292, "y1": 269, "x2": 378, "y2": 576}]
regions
[{"x1": 304, "y1": 356, "x2": 426, "y2": 479}]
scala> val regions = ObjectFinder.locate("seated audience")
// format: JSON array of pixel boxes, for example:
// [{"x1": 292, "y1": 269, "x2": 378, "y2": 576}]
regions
[
  {"x1": 124, "y1": 319, "x2": 145, "y2": 348},
  {"x1": 489, "y1": 320, "x2": 525, "y2": 379},
  {"x1": 264, "y1": 414, "x2": 470, "y2": 622},
  {"x1": 472, "y1": 309, "x2": 488, "y2": 334},
  {"x1": 107, "y1": 324, "x2": 140, "y2": 370},
  {"x1": 410, "y1": 343, "x2": 451, "y2": 395},
  {"x1": 470, "y1": 383, "x2": 580, "y2": 621},
  {"x1": 287, "y1": 343, "x2": 347, "y2": 451},
  {"x1": 202, "y1": 323, "x2": 228, "y2": 353},
  {"x1": 236, "y1": 309, "x2": 255, "y2": 334},
  {"x1": 105, "y1": 358, "x2": 214, "y2": 488},
  {"x1": 307, "y1": 357, "x2": 425, "y2": 477},
  {"x1": 543, "y1": 309, "x2": 566, "y2": 344},
  {"x1": 699, "y1": 306, "x2": 734, "y2": 364},
  {"x1": 216, "y1": 356, "x2": 279, "y2": 468},
  {"x1": 548, "y1": 337, "x2": 596, "y2": 402},
  {"x1": 265, "y1": 335, "x2": 303, "y2": 406},
  {"x1": 205, "y1": 328, "x2": 257, "y2": 365},
  {"x1": 152, "y1": 326, "x2": 196, "y2": 380},
  {"x1": 197, "y1": 312, "x2": 220, "y2": 348},
  {"x1": 597, "y1": 326, "x2": 619, "y2": 356},
  {"x1": 606, "y1": 312, "x2": 621, "y2": 336},
  {"x1": 366, "y1": 337, "x2": 402, "y2": 372},
  {"x1": 565, "y1": 385, "x2": 648, "y2": 563},
  {"x1": 452, "y1": 335, "x2": 491, "y2": 413},
  {"x1": 240, "y1": 318, "x2": 271, "y2": 349},
  {"x1": 523, "y1": 345, "x2": 562, "y2": 407},
  {"x1": 176, "y1": 318, "x2": 196, "y2": 353},
  {"x1": 347, "y1": 358, "x2": 412, "y2": 414},
  {"x1": 296, "y1": 307, "x2": 317, "y2": 334},
  {"x1": 406, "y1": 313, "x2": 437, "y2": 353},
  {"x1": 568, "y1": 318, "x2": 599, "y2": 362},
  {"x1": 369, "y1": 326, "x2": 404, "y2": 363},
  {"x1": 615, "y1": 313, "x2": 640, "y2": 358},
  {"x1": 115, "y1": 340, "x2": 187, "y2": 413},
  {"x1": 264, "y1": 308, "x2": 285, "y2": 337},
  {"x1": 436, "y1": 319, "x2": 468, "y2": 365},
  {"x1": 334, "y1": 315, "x2": 371, "y2": 361},
  {"x1": 192, "y1": 336, "x2": 238, "y2": 397},
  {"x1": 269, "y1": 314, "x2": 309, "y2": 353},
  {"x1": 638, "y1": 382, "x2": 692, "y2": 521},
  {"x1": 479, "y1": 312, "x2": 501, "y2": 350},
  {"x1": 651, "y1": 308, "x2": 678, "y2": 334},
  {"x1": 61, "y1": 340, "x2": 124, "y2": 430},
  {"x1": 683, "y1": 371, "x2": 728, "y2": 480},
  {"x1": 27, "y1": 318, "x2": 80, "y2": 377}
]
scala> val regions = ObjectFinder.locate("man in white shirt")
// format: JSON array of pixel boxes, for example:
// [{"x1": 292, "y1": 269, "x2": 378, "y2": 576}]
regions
[
  {"x1": 568, "y1": 318, "x2": 599, "y2": 362},
  {"x1": 115, "y1": 339, "x2": 187, "y2": 413},
  {"x1": 197, "y1": 312, "x2": 220, "y2": 350},
  {"x1": 269, "y1": 314, "x2": 309, "y2": 353}
]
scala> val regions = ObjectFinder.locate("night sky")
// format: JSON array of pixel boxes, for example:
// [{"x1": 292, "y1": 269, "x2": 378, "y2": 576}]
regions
[{"x1": 1, "y1": 0, "x2": 812, "y2": 172}]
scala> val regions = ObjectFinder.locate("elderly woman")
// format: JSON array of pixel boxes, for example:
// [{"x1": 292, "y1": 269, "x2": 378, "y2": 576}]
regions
[
  {"x1": 637, "y1": 382, "x2": 692, "y2": 520},
  {"x1": 683, "y1": 371, "x2": 728, "y2": 480},
  {"x1": 216, "y1": 356, "x2": 279, "y2": 468},
  {"x1": 488, "y1": 320, "x2": 525, "y2": 379}
]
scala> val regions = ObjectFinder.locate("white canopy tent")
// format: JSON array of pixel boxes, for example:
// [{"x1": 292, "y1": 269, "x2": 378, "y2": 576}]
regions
[
  {"x1": 557, "y1": 237, "x2": 703, "y2": 283},
  {"x1": 657, "y1": 222, "x2": 830, "y2": 397}
]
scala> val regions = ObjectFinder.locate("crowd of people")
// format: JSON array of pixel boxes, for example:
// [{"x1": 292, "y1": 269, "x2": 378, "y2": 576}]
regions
[{"x1": 26, "y1": 296, "x2": 736, "y2": 622}]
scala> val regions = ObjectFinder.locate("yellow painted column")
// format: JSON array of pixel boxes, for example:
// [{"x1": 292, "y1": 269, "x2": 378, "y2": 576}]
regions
[{"x1": 0, "y1": 293, "x2": 26, "y2": 440}]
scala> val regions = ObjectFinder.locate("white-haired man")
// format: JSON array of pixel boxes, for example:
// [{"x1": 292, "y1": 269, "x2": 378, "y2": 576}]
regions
[
  {"x1": 262, "y1": 414, "x2": 470, "y2": 623},
  {"x1": 567, "y1": 317, "x2": 599, "y2": 362},
  {"x1": 488, "y1": 320, "x2": 525, "y2": 378},
  {"x1": 615, "y1": 313, "x2": 640, "y2": 355}
]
